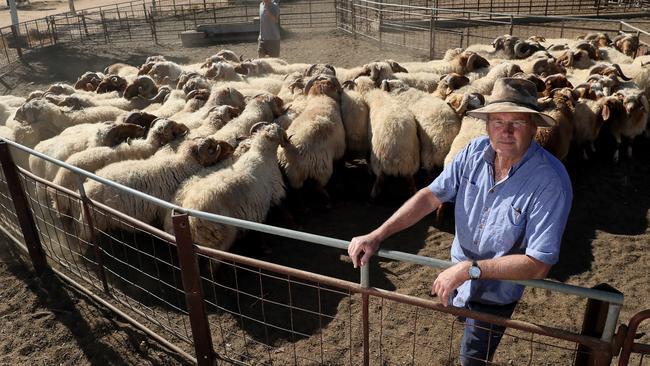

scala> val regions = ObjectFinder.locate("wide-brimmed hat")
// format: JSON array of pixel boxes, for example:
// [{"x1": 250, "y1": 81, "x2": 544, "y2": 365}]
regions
[{"x1": 466, "y1": 77, "x2": 556, "y2": 127}]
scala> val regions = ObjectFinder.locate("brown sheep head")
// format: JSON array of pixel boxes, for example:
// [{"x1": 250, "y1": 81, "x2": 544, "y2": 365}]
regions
[
  {"x1": 543, "y1": 74, "x2": 573, "y2": 97},
  {"x1": 124, "y1": 110, "x2": 159, "y2": 129},
  {"x1": 137, "y1": 62, "x2": 155, "y2": 76},
  {"x1": 206, "y1": 105, "x2": 241, "y2": 128},
  {"x1": 96, "y1": 75, "x2": 128, "y2": 94},
  {"x1": 589, "y1": 63, "x2": 631, "y2": 81},
  {"x1": 385, "y1": 59, "x2": 408, "y2": 73},
  {"x1": 304, "y1": 63, "x2": 337, "y2": 77},
  {"x1": 253, "y1": 93, "x2": 285, "y2": 117},
  {"x1": 185, "y1": 88, "x2": 211, "y2": 102},
  {"x1": 46, "y1": 83, "x2": 75, "y2": 95},
  {"x1": 191, "y1": 138, "x2": 234, "y2": 167},
  {"x1": 614, "y1": 35, "x2": 640, "y2": 57},
  {"x1": 124, "y1": 76, "x2": 159, "y2": 100},
  {"x1": 208, "y1": 87, "x2": 246, "y2": 111},
  {"x1": 74, "y1": 72, "x2": 104, "y2": 91},
  {"x1": 307, "y1": 79, "x2": 340, "y2": 99},
  {"x1": 249, "y1": 122, "x2": 287, "y2": 148},
  {"x1": 101, "y1": 123, "x2": 147, "y2": 147},
  {"x1": 460, "y1": 51, "x2": 490, "y2": 72},
  {"x1": 149, "y1": 119, "x2": 189, "y2": 146},
  {"x1": 617, "y1": 92, "x2": 648, "y2": 116},
  {"x1": 436, "y1": 73, "x2": 470, "y2": 98},
  {"x1": 216, "y1": 49, "x2": 241, "y2": 63},
  {"x1": 177, "y1": 71, "x2": 202, "y2": 90},
  {"x1": 531, "y1": 58, "x2": 566, "y2": 77}
]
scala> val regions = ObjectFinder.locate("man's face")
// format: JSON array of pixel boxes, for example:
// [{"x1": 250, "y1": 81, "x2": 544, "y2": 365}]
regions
[{"x1": 486, "y1": 112, "x2": 537, "y2": 161}]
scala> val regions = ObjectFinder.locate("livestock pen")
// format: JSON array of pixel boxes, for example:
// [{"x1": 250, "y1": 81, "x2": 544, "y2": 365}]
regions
[
  {"x1": 1, "y1": 0, "x2": 650, "y2": 365},
  {"x1": 0, "y1": 134, "x2": 649, "y2": 365}
]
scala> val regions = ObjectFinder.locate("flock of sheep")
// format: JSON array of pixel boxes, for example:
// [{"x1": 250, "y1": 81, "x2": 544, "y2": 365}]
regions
[{"x1": 0, "y1": 30, "x2": 648, "y2": 255}]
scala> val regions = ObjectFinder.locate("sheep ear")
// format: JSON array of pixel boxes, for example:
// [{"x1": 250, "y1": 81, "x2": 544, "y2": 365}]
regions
[
  {"x1": 601, "y1": 104, "x2": 611, "y2": 121},
  {"x1": 217, "y1": 141, "x2": 235, "y2": 160}
]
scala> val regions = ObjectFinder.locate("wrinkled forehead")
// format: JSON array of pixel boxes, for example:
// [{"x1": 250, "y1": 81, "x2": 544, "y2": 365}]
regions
[{"x1": 487, "y1": 112, "x2": 532, "y2": 122}]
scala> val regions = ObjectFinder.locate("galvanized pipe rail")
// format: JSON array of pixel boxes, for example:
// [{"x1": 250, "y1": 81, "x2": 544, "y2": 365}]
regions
[{"x1": 0, "y1": 138, "x2": 625, "y2": 339}]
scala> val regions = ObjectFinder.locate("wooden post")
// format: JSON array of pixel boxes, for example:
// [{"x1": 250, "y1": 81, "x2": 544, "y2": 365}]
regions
[
  {"x1": 0, "y1": 142, "x2": 47, "y2": 275},
  {"x1": 171, "y1": 212, "x2": 215, "y2": 366},
  {"x1": 574, "y1": 284, "x2": 621, "y2": 366},
  {"x1": 100, "y1": 11, "x2": 109, "y2": 43},
  {"x1": 10, "y1": 25, "x2": 22, "y2": 59}
]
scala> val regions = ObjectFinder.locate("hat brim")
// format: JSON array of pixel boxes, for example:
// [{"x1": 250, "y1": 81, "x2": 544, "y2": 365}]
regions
[{"x1": 466, "y1": 102, "x2": 556, "y2": 128}]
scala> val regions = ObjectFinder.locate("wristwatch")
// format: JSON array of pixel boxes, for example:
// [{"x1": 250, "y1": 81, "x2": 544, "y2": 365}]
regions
[{"x1": 468, "y1": 260, "x2": 481, "y2": 280}]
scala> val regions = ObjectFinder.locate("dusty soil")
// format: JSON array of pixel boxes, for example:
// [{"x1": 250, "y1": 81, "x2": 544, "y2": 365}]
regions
[
  {"x1": 0, "y1": 26, "x2": 649, "y2": 365},
  {"x1": 0, "y1": 0, "x2": 119, "y2": 28}
]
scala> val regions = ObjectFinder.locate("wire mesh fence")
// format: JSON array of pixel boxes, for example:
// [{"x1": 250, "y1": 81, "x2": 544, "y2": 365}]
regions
[
  {"x1": 335, "y1": 0, "x2": 650, "y2": 59},
  {"x1": 1, "y1": 140, "x2": 647, "y2": 365}
]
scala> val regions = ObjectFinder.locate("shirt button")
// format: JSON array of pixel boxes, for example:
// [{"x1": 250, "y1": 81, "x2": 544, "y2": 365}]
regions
[
  {"x1": 489, "y1": 189, "x2": 494, "y2": 193},
  {"x1": 483, "y1": 208, "x2": 488, "y2": 212},
  {"x1": 479, "y1": 224, "x2": 484, "y2": 229},
  {"x1": 473, "y1": 240, "x2": 478, "y2": 245}
]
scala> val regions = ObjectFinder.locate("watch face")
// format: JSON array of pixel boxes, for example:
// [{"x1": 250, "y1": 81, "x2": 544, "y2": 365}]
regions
[{"x1": 469, "y1": 266, "x2": 481, "y2": 279}]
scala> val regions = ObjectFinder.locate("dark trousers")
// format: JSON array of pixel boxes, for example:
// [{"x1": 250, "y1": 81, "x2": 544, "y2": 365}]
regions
[
  {"x1": 459, "y1": 301, "x2": 518, "y2": 366},
  {"x1": 258, "y1": 39, "x2": 280, "y2": 58}
]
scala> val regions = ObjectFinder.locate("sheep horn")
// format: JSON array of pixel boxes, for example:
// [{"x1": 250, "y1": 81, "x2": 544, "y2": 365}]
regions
[
  {"x1": 611, "y1": 64, "x2": 632, "y2": 81},
  {"x1": 304, "y1": 75, "x2": 318, "y2": 95},
  {"x1": 186, "y1": 89, "x2": 199, "y2": 101},
  {"x1": 451, "y1": 93, "x2": 471, "y2": 116},
  {"x1": 514, "y1": 41, "x2": 533, "y2": 59},
  {"x1": 103, "y1": 123, "x2": 147, "y2": 146},
  {"x1": 380, "y1": 79, "x2": 390, "y2": 92},
  {"x1": 304, "y1": 64, "x2": 318, "y2": 77},
  {"x1": 325, "y1": 64, "x2": 337, "y2": 75},
  {"x1": 249, "y1": 122, "x2": 269, "y2": 135},
  {"x1": 342, "y1": 80, "x2": 356, "y2": 90},
  {"x1": 587, "y1": 74, "x2": 604, "y2": 83}
]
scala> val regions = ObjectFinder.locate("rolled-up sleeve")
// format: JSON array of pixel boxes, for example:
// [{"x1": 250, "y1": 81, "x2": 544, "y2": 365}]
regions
[
  {"x1": 524, "y1": 182, "x2": 572, "y2": 265},
  {"x1": 428, "y1": 140, "x2": 477, "y2": 203}
]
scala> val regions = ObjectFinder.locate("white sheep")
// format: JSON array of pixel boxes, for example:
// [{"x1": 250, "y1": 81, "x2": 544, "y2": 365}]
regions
[
  {"x1": 277, "y1": 77, "x2": 346, "y2": 194},
  {"x1": 443, "y1": 116, "x2": 487, "y2": 167},
  {"x1": 164, "y1": 123, "x2": 287, "y2": 253},
  {"x1": 81, "y1": 136, "x2": 233, "y2": 239}
]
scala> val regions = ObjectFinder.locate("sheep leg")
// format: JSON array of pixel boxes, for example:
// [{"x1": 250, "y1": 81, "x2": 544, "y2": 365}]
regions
[
  {"x1": 626, "y1": 137, "x2": 633, "y2": 159},
  {"x1": 589, "y1": 141, "x2": 596, "y2": 153},
  {"x1": 613, "y1": 136, "x2": 621, "y2": 163},
  {"x1": 370, "y1": 174, "x2": 385, "y2": 200}
]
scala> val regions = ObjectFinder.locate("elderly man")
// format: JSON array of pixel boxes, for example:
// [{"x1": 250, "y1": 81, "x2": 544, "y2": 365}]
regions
[
  {"x1": 348, "y1": 78, "x2": 573, "y2": 365},
  {"x1": 258, "y1": 0, "x2": 280, "y2": 58}
]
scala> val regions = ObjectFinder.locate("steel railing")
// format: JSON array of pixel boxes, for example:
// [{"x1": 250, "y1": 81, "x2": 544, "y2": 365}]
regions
[{"x1": 1, "y1": 133, "x2": 646, "y2": 364}]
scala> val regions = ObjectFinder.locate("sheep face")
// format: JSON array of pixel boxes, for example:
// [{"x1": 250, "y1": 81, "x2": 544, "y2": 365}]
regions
[
  {"x1": 150, "y1": 119, "x2": 189, "y2": 146},
  {"x1": 254, "y1": 93, "x2": 285, "y2": 117},
  {"x1": 96, "y1": 75, "x2": 128, "y2": 94},
  {"x1": 543, "y1": 74, "x2": 573, "y2": 97},
  {"x1": 307, "y1": 79, "x2": 339, "y2": 99},
  {"x1": 190, "y1": 137, "x2": 232, "y2": 166},
  {"x1": 380, "y1": 79, "x2": 409, "y2": 93},
  {"x1": 459, "y1": 51, "x2": 490, "y2": 72},
  {"x1": 14, "y1": 99, "x2": 59, "y2": 124},
  {"x1": 46, "y1": 83, "x2": 75, "y2": 95},
  {"x1": 207, "y1": 105, "x2": 241, "y2": 123},
  {"x1": 619, "y1": 93, "x2": 648, "y2": 116},
  {"x1": 250, "y1": 122, "x2": 285, "y2": 147},
  {"x1": 616, "y1": 36, "x2": 639, "y2": 57}
]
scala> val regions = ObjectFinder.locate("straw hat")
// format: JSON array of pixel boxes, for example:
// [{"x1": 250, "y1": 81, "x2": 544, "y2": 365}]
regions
[{"x1": 466, "y1": 78, "x2": 556, "y2": 127}]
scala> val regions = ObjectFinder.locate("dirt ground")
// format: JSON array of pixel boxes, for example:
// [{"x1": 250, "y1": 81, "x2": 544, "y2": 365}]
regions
[
  {"x1": 0, "y1": 0, "x2": 119, "y2": 28},
  {"x1": 0, "y1": 25, "x2": 649, "y2": 365}
]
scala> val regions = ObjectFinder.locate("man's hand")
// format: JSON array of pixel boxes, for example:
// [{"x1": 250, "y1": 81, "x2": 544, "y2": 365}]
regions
[
  {"x1": 431, "y1": 261, "x2": 471, "y2": 306},
  {"x1": 348, "y1": 233, "x2": 381, "y2": 268}
]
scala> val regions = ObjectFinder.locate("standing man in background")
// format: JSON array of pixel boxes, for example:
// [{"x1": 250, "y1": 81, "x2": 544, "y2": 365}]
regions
[{"x1": 258, "y1": 0, "x2": 280, "y2": 58}]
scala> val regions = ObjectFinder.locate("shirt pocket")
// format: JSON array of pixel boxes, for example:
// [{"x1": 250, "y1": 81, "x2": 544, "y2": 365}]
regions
[
  {"x1": 507, "y1": 204, "x2": 525, "y2": 227},
  {"x1": 460, "y1": 176, "x2": 479, "y2": 212}
]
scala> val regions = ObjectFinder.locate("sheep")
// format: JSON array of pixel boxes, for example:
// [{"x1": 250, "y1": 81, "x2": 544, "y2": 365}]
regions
[
  {"x1": 401, "y1": 50, "x2": 490, "y2": 75},
  {"x1": 432, "y1": 73, "x2": 470, "y2": 99},
  {"x1": 517, "y1": 57, "x2": 566, "y2": 77},
  {"x1": 204, "y1": 61, "x2": 247, "y2": 82},
  {"x1": 81, "y1": 136, "x2": 233, "y2": 239},
  {"x1": 211, "y1": 92, "x2": 284, "y2": 147},
  {"x1": 29, "y1": 121, "x2": 146, "y2": 180},
  {"x1": 541, "y1": 74, "x2": 574, "y2": 97},
  {"x1": 277, "y1": 77, "x2": 346, "y2": 197},
  {"x1": 456, "y1": 62, "x2": 522, "y2": 95},
  {"x1": 351, "y1": 80, "x2": 420, "y2": 198},
  {"x1": 123, "y1": 75, "x2": 161, "y2": 100},
  {"x1": 74, "y1": 71, "x2": 105, "y2": 91},
  {"x1": 163, "y1": 122, "x2": 287, "y2": 254},
  {"x1": 0, "y1": 95, "x2": 25, "y2": 125},
  {"x1": 340, "y1": 87, "x2": 370, "y2": 159},
  {"x1": 11, "y1": 99, "x2": 128, "y2": 148},
  {"x1": 46, "y1": 86, "x2": 171, "y2": 112},
  {"x1": 572, "y1": 96, "x2": 626, "y2": 160},
  {"x1": 186, "y1": 105, "x2": 242, "y2": 138},
  {"x1": 443, "y1": 115, "x2": 487, "y2": 167},
  {"x1": 612, "y1": 33, "x2": 640, "y2": 58},
  {"x1": 609, "y1": 90, "x2": 649, "y2": 162},
  {"x1": 103, "y1": 62, "x2": 139, "y2": 80},
  {"x1": 535, "y1": 88, "x2": 576, "y2": 161},
  {"x1": 578, "y1": 32, "x2": 612, "y2": 48},
  {"x1": 52, "y1": 118, "x2": 190, "y2": 216},
  {"x1": 339, "y1": 60, "x2": 408, "y2": 86},
  {"x1": 381, "y1": 79, "x2": 471, "y2": 177}
]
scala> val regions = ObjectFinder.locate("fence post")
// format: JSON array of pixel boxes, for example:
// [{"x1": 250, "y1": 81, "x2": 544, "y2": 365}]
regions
[
  {"x1": 171, "y1": 211, "x2": 215, "y2": 366},
  {"x1": 0, "y1": 142, "x2": 47, "y2": 275},
  {"x1": 10, "y1": 25, "x2": 23, "y2": 59},
  {"x1": 100, "y1": 11, "x2": 109, "y2": 43},
  {"x1": 81, "y1": 13, "x2": 90, "y2": 37},
  {"x1": 574, "y1": 283, "x2": 621, "y2": 366},
  {"x1": 75, "y1": 176, "x2": 110, "y2": 295},
  {"x1": 429, "y1": 11, "x2": 436, "y2": 60},
  {"x1": 49, "y1": 17, "x2": 58, "y2": 45},
  {"x1": 361, "y1": 264, "x2": 370, "y2": 366},
  {"x1": 509, "y1": 15, "x2": 514, "y2": 36},
  {"x1": 0, "y1": 28, "x2": 11, "y2": 64},
  {"x1": 351, "y1": 0, "x2": 356, "y2": 39}
]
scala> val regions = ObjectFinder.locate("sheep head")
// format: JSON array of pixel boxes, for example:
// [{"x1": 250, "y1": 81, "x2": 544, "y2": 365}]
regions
[
  {"x1": 249, "y1": 122, "x2": 287, "y2": 148},
  {"x1": 543, "y1": 74, "x2": 573, "y2": 97},
  {"x1": 14, "y1": 99, "x2": 62, "y2": 125},
  {"x1": 216, "y1": 49, "x2": 241, "y2": 63},
  {"x1": 46, "y1": 83, "x2": 75, "y2": 95},
  {"x1": 150, "y1": 118, "x2": 189, "y2": 146},
  {"x1": 589, "y1": 63, "x2": 631, "y2": 81},
  {"x1": 573, "y1": 40, "x2": 600, "y2": 61},
  {"x1": 581, "y1": 32, "x2": 611, "y2": 48},
  {"x1": 253, "y1": 93, "x2": 285, "y2": 117},
  {"x1": 457, "y1": 51, "x2": 489, "y2": 72},
  {"x1": 587, "y1": 74, "x2": 618, "y2": 96},
  {"x1": 234, "y1": 61, "x2": 256, "y2": 76},
  {"x1": 436, "y1": 73, "x2": 469, "y2": 98},
  {"x1": 380, "y1": 79, "x2": 409, "y2": 93},
  {"x1": 513, "y1": 41, "x2": 546, "y2": 59},
  {"x1": 614, "y1": 34, "x2": 640, "y2": 57},
  {"x1": 304, "y1": 63, "x2": 337, "y2": 77},
  {"x1": 124, "y1": 110, "x2": 159, "y2": 129},
  {"x1": 598, "y1": 96, "x2": 627, "y2": 123},
  {"x1": 209, "y1": 87, "x2": 246, "y2": 111},
  {"x1": 124, "y1": 76, "x2": 158, "y2": 100},
  {"x1": 531, "y1": 58, "x2": 566, "y2": 77},
  {"x1": 101, "y1": 123, "x2": 147, "y2": 147},
  {"x1": 549, "y1": 87, "x2": 578, "y2": 113},
  {"x1": 74, "y1": 72, "x2": 104, "y2": 91},
  {"x1": 528, "y1": 35, "x2": 546, "y2": 43},
  {"x1": 385, "y1": 60, "x2": 408, "y2": 73},
  {"x1": 177, "y1": 71, "x2": 202, "y2": 90},
  {"x1": 96, "y1": 75, "x2": 128, "y2": 94},
  {"x1": 190, "y1": 137, "x2": 232, "y2": 166},
  {"x1": 57, "y1": 95, "x2": 93, "y2": 110},
  {"x1": 185, "y1": 88, "x2": 211, "y2": 102},
  {"x1": 617, "y1": 92, "x2": 648, "y2": 116}
]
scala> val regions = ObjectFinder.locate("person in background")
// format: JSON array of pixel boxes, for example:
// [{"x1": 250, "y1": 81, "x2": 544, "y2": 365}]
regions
[
  {"x1": 258, "y1": 0, "x2": 280, "y2": 58},
  {"x1": 347, "y1": 78, "x2": 573, "y2": 366}
]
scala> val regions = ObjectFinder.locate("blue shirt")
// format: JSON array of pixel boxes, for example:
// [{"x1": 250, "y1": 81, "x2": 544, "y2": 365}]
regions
[
  {"x1": 259, "y1": 2, "x2": 280, "y2": 41},
  {"x1": 428, "y1": 136, "x2": 572, "y2": 307}
]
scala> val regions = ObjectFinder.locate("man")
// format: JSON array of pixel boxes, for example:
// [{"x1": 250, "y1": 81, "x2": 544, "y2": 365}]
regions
[
  {"x1": 258, "y1": 0, "x2": 280, "y2": 58},
  {"x1": 348, "y1": 78, "x2": 573, "y2": 365}
]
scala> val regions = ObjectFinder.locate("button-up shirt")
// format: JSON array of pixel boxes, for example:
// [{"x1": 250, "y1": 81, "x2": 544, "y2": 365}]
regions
[{"x1": 428, "y1": 136, "x2": 572, "y2": 307}]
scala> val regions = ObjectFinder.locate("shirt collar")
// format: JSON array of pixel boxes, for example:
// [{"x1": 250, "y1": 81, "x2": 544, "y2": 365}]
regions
[{"x1": 482, "y1": 139, "x2": 540, "y2": 175}]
